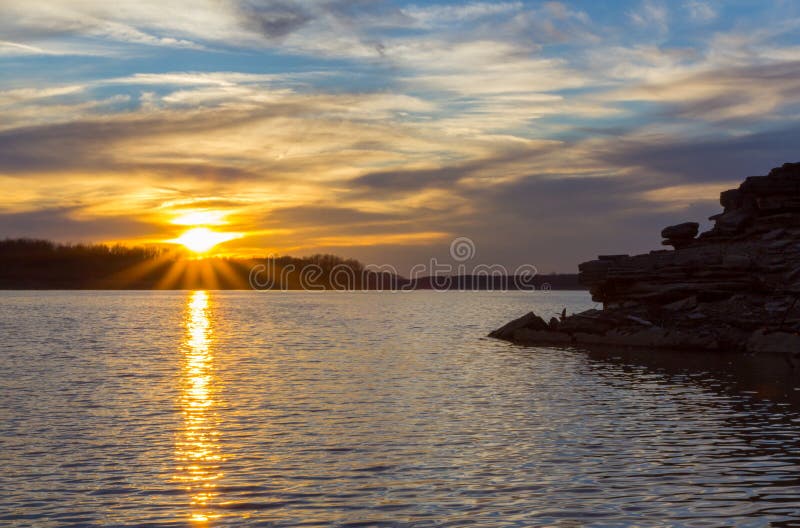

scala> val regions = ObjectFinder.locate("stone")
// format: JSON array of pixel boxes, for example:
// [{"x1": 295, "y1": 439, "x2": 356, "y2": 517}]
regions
[
  {"x1": 489, "y1": 311, "x2": 548, "y2": 339},
  {"x1": 661, "y1": 222, "x2": 699, "y2": 240},
  {"x1": 661, "y1": 222, "x2": 699, "y2": 249}
]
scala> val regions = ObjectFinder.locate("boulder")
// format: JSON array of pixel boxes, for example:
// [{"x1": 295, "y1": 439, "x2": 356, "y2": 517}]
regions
[
  {"x1": 661, "y1": 222, "x2": 699, "y2": 249},
  {"x1": 661, "y1": 222, "x2": 699, "y2": 240},
  {"x1": 489, "y1": 311, "x2": 549, "y2": 340}
]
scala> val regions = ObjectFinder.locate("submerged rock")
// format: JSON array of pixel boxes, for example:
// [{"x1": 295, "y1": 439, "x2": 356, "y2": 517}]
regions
[{"x1": 491, "y1": 162, "x2": 800, "y2": 359}]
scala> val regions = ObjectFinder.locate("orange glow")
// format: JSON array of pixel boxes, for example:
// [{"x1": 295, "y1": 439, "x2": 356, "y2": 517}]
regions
[{"x1": 172, "y1": 211, "x2": 228, "y2": 227}]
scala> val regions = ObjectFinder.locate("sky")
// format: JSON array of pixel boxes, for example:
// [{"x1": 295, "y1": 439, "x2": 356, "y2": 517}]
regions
[{"x1": 1, "y1": 0, "x2": 800, "y2": 273}]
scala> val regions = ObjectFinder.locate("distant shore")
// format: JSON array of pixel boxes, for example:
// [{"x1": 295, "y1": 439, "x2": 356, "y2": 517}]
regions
[{"x1": 0, "y1": 239, "x2": 584, "y2": 291}]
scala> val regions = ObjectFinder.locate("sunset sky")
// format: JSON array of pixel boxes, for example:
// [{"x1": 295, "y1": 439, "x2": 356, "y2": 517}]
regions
[{"x1": 2, "y1": 0, "x2": 800, "y2": 272}]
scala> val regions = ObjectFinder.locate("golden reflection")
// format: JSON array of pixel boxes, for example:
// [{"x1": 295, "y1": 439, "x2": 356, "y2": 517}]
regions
[{"x1": 175, "y1": 291, "x2": 223, "y2": 523}]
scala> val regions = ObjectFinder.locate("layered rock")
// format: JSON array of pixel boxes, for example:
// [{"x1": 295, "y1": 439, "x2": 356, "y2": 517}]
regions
[{"x1": 490, "y1": 162, "x2": 800, "y2": 359}]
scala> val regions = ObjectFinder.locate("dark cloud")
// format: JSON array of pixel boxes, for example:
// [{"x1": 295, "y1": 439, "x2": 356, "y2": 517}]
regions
[
  {"x1": 0, "y1": 11, "x2": 98, "y2": 42},
  {"x1": 263, "y1": 205, "x2": 403, "y2": 227},
  {"x1": 0, "y1": 112, "x2": 291, "y2": 180},
  {"x1": 238, "y1": 1, "x2": 315, "y2": 39},
  {"x1": 0, "y1": 119, "x2": 264, "y2": 180},
  {"x1": 0, "y1": 117, "x2": 223, "y2": 173},
  {"x1": 0, "y1": 207, "x2": 156, "y2": 241},
  {"x1": 138, "y1": 162, "x2": 262, "y2": 182},
  {"x1": 602, "y1": 123, "x2": 800, "y2": 184},
  {"x1": 351, "y1": 166, "x2": 465, "y2": 193},
  {"x1": 251, "y1": 205, "x2": 451, "y2": 239},
  {"x1": 714, "y1": 60, "x2": 800, "y2": 85},
  {"x1": 650, "y1": 61, "x2": 800, "y2": 124},
  {"x1": 611, "y1": 60, "x2": 800, "y2": 128},
  {"x1": 350, "y1": 143, "x2": 562, "y2": 195},
  {"x1": 663, "y1": 92, "x2": 753, "y2": 121}
]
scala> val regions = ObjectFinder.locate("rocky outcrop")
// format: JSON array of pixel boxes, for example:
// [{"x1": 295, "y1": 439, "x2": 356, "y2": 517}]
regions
[{"x1": 490, "y1": 162, "x2": 800, "y2": 361}]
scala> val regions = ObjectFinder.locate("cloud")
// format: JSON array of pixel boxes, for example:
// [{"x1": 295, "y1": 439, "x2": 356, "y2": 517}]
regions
[
  {"x1": 628, "y1": 0, "x2": 669, "y2": 34},
  {"x1": 0, "y1": 2, "x2": 208, "y2": 54},
  {"x1": 352, "y1": 167, "x2": 465, "y2": 194},
  {"x1": 600, "y1": 123, "x2": 800, "y2": 185},
  {"x1": 0, "y1": 85, "x2": 86, "y2": 105},
  {"x1": 238, "y1": 1, "x2": 315, "y2": 39},
  {"x1": 685, "y1": 0, "x2": 717, "y2": 23},
  {"x1": 102, "y1": 72, "x2": 288, "y2": 87},
  {"x1": 0, "y1": 207, "x2": 157, "y2": 241},
  {"x1": 611, "y1": 60, "x2": 800, "y2": 123},
  {"x1": 0, "y1": 40, "x2": 60, "y2": 56},
  {"x1": 262, "y1": 205, "x2": 403, "y2": 227}
]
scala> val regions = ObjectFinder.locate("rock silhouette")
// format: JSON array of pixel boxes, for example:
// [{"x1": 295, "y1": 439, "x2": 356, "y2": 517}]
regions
[{"x1": 491, "y1": 162, "x2": 800, "y2": 360}]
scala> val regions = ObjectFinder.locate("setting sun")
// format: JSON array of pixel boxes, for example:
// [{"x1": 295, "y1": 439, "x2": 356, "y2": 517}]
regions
[{"x1": 172, "y1": 228, "x2": 240, "y2": 254}]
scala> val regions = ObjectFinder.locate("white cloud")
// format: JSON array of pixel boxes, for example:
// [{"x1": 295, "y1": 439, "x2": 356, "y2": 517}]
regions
[
  {"x1": 685, "y1": 0, "x2": 717, "y2": 23},
  {"x1": 0, "y1": 86, "x2": 86, "y2": 105},
  {"x1": 402, "y1": 2, "x2": 523, "y2": 26},
  {"x1": 103, "y1": 72, "x2": 287, "y2": 87},
  {"x1": 628, "y1": 0, "x2": 669, "y2": 34}
]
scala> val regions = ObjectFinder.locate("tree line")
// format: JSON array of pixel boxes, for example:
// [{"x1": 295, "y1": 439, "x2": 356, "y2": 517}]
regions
[{"x1": 0, "y1": 238, "x2": 581, "y2": 290}]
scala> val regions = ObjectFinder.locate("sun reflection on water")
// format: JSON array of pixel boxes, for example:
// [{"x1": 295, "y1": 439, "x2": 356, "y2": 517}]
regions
[{"x1": 175, "y1": 291, "x2": 223, "y2": 523}]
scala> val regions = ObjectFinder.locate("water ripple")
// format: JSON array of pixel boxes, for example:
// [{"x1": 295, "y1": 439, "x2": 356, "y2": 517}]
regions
[{"x1": 1, "y1": 290, "x2": 799, "y2": 526}]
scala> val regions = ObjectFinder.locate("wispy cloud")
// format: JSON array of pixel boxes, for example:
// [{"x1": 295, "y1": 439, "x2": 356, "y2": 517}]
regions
[
  {"x1": 685, "y1": 0, "x2": 717, "y2": 23},
  {"x1": 628, "y1": 0, "x2": 669, "y2": 34}
]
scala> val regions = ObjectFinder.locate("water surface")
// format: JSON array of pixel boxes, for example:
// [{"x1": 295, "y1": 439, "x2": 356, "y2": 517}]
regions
[{"x1": 1, "y1": 291, "x2": 800, "y2": 527}]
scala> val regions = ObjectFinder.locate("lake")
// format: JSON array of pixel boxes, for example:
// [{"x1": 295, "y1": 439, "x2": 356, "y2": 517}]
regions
[{"x1": 1, "y1": 290, "x2": 800, "y2": 527}]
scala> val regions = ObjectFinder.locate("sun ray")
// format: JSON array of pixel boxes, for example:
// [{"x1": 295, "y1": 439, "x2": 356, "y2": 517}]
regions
[
  {"x1": 199, "y1": 260, "x2": 219, "y2": 290},
  {"x1": 212, "y1": 258, "x2": 250, "y2": 289},
  {"x1": 156, "y1": 259, "x2": 188, "y2": 290},
  {"x1": 106, "y1": 254, "x2": 174, "y2": 289}
]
